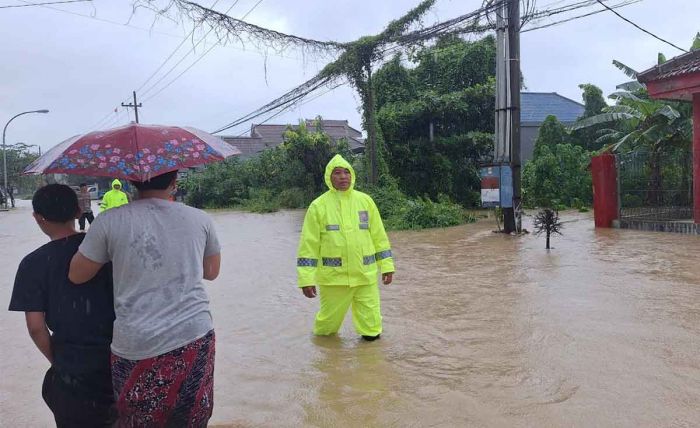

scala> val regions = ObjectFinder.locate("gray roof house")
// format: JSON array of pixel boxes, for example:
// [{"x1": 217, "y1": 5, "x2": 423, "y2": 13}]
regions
[
  {"x1": 520, "y1": 92, "x2": 585, "y2": 163},
  {"x1": 222, "y1": 119, "x2": 364, "y2": 158}
]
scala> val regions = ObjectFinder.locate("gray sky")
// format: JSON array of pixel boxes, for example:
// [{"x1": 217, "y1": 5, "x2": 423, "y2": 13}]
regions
[{"x1": 1, "y1": 0, "x2": 698, "y2": 152}]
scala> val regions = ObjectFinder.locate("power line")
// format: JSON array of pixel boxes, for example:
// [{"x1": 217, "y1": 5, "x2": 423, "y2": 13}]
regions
[
  {"x1": 134, "y1": 0, "x2": 223, "y2": 95},
  {"x1": 226, "y1": 82, "x2": 344, "y2": 137},
  {"x1": 139, "y1": 0, "x2": 243, "y2": 99},
  {"x1": 523, "y1": 0, "x2": 641, "y2": 32},
  {"x1": 594, "y1": 0, "x2": 687, "y2": 53},
  {"x1": 142, "y1": 0, "x2": 266, "y2": 103},
  {"x1": 18, "y1": 0, "x2": 320, "y2": 63},
  {"x1": 0, "y1": 0, "x2": 90, "y2": 9},
  {"x1": 240, "y1": 0, "x2": 264, "y2": 19}
]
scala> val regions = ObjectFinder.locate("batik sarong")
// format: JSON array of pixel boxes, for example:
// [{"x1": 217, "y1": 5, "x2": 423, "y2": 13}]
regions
[{"x1": 111, "y1": 330, "x2": 215, "y2": 428}]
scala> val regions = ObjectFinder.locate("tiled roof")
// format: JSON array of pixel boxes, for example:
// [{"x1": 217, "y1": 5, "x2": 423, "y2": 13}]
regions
[
  {"x1": 638, "y1": 50, "x2": 700, "y2": 83},
  {"x1": 221, "y1": 119, "x2": 365, "y2": 157},
  {"x1": 221, "y1": 136, "x2": 266, "y2": 158},
  {"x1": 521, "y1": 92, "x2": 585, "y2": 125}
]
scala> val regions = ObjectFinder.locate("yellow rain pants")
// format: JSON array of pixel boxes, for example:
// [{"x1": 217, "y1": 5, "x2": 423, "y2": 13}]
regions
[{"x1": 314, "y1": 283, "x2": 382, "y2": 336}]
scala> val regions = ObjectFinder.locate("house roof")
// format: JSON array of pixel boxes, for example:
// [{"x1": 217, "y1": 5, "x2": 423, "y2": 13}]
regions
[
  {"x1": 521, "y1": 92, "x2": 585, "y2": 125},
  {"x1": 221, "y1": 119, "x2": 365, "y2": 158},
  {"x1": 638, "y1": 49, "x2": 700, "y2": 83},
  {"x1": 220, "y1": 136, "x2": 266, "y2": 158}
]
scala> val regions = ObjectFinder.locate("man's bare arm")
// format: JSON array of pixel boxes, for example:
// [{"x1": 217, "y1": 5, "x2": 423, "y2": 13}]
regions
[
  {"x1": 25, "y1": 312, "x2": 52, "y2": 363},
  {"x1": 68, "y1": 252, "x2": 104, "y2": 284},
  {"x1": 203, "y1": 253, "x2": 221, "y2": 281}
]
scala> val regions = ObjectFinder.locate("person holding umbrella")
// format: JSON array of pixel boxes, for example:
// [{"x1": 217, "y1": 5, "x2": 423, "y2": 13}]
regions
[
  {"x1": 21, "y1": 123, "x2": 240, "y2": 427},
  {"x1": 69, "y1": 170, "x2": 221, "y2": 427}
]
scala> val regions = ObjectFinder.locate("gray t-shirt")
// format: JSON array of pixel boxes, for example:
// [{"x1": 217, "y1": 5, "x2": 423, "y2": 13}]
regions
[{"x1": 79, "y1": 198, "x2": 220, "y2": 360}]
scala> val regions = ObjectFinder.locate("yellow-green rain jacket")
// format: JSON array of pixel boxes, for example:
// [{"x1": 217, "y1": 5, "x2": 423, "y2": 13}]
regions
[
  {"x1": 100, "y1": 179, "x2": 129, "y2": 211},
  {"x1": 297, "y1": 155, "x2": 395, "y2": 287}
]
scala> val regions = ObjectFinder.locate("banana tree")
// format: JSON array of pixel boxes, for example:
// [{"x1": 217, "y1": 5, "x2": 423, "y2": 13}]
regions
[{"x1": 571, "y1": 62, "x2": 692, "y2": 205}]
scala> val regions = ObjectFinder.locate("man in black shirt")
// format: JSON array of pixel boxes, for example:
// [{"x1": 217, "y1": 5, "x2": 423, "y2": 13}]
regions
[{"x1": 8, "y1": 184, "x2": 116, "y2": 427}]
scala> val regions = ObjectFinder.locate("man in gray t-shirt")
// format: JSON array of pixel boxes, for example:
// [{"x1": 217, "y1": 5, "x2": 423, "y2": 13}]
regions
[{"x1": 69, "y1": 170, "x2": 221, "y2": 426}]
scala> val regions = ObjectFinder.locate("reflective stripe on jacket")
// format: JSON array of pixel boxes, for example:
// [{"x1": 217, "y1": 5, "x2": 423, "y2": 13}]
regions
[{"x1": 297, "y1": 154, "x2": 395, "y2": 287}]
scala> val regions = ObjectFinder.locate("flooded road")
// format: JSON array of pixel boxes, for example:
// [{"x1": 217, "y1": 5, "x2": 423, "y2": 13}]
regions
[{"x1": 1, "y1": 202, "x2": 699, "y2": 427}]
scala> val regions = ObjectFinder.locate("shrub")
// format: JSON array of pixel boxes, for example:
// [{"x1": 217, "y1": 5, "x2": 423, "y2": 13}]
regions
[
  {"x1": 243, "y1": 189, "x2": 281, "y2": 213},
  {"x1": 367, "y1": 184, "x2": 467, "y2": 230}
]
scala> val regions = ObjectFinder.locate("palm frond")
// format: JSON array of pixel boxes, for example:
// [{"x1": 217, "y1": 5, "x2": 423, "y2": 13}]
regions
[
  {"x1": 612, "y1": 129, "x2": 643, "y2": 152},
  {"x1": 604, "y1": 105, "x2": 639, "y2": 115},
  {"x1": 612, "y1": 60, "x2": 639, "y2": 79},
  {"x1": 569, "y1": 112, "x2": 639, "y2": 131},
  {"x1": 609, "y1": 91, "x2": 644, "y2": 102},
  {"x1": 616, "y1": 80, "x2": 645, "y2": 91},
  {"x1": 654, "y1": 104, "x2": 681, "y2": 121}
]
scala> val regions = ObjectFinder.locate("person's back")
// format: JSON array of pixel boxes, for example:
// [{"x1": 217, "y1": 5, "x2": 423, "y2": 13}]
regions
[
  {"x1": 83, "y1": 198, "x2": 217, "y2": 358},
  {"x1": 9, "y1": 184, "x2": 115, "y2": 427},
  {"x1": 70, "y1": 170, "x2": 220, "y2": 427}
]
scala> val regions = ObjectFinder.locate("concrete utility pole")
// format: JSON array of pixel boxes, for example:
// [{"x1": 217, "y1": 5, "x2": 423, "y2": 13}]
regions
[
  {"x1": 493, "y1": 0, "x2": 521, "y2": 233},
  {"x1": 508, "y1": 0, "x2": 522, "y2": 233},
  {"x1": 121, "y1": 91, "x2": 142, "y2": 124}
]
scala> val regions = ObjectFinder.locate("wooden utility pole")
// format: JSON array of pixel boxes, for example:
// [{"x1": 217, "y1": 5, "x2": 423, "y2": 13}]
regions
[
  {"x1": 121, "y1": 91, "x2": 142, "y2": 124},
  {"x1": 502, "y1": 0, "x2": 521, "y2": 233}
]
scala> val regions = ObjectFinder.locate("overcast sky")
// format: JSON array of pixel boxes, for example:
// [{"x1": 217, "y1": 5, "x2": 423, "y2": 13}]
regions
[{"x1": 1, "y1": 0, "x2": 698, "y2": 152}]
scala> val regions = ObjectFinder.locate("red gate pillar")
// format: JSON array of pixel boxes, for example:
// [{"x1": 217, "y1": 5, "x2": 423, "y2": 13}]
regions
[
  {"x1": 591, "y1": 153, "x2": 618, "y2": 228},
  {"x1": 694, "y1": 93, "x2": 700, "y2": 223}
]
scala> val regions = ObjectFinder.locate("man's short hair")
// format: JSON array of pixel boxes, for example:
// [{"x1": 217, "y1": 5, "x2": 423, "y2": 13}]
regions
[
  {"x1": 79, "y1": 183, "x2": 87, "y2": 188},
  {"x1": 32, "y1": 184, "x2": 79, "y2": 223},
  {"x1": 131, "y1": 170, "x2": 178, "y2": 192}
]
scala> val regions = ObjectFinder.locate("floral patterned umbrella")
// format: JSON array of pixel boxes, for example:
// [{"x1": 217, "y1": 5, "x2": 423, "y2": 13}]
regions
[{"x1": 24, "y1": 123, "x2": 240, "y2": 181}]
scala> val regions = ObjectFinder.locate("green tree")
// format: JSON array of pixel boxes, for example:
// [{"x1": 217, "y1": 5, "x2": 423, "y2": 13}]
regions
[
  {"x1": 692, "y1": 32, "x2": 700, "y2": 50},
  {"x1": 525, "y1": 115, "x2": 592, "y2": 208},
  {"x1": 2, "y1": 144, "x2": 41, "y2": 196},
  {"x1": 522, "y1": 142, "x2": 592, "y2": 208},
  {"x1": 579, "y1": 84, "x2": 606, "y2": 118},
  {"x1": 183, "y1": 119, "x2": 352, "y2": 210},
  {"x1": 373, "y1": 35, "x2": 496, "y2": 206},
  {"x1": 570, "y1": 84, "x2": 608, "y2": 151},
  {"x1": 534, "y1": 115, "x2": 569, "y2": 157}
]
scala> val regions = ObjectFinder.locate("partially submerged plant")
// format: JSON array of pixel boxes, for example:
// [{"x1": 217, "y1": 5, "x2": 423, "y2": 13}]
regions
[{"x1": 533, "y1": 208, "x2": 563, "y2": 249}]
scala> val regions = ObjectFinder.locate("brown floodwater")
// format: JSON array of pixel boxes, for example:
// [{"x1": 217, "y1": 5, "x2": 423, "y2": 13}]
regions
[{"x1": 1, "y1": 201, "x2": 699, "y2": 427}]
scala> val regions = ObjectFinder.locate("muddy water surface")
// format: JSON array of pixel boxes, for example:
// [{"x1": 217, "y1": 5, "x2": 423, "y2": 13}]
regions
[{"x1": 1, "y1": 202, "x2": 699, "y2": 427}]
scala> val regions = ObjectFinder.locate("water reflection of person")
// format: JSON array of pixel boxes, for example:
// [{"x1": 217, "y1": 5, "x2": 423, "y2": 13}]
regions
[
  {"x1": 303, "y1": 337, "x2": 397, "y2": 426},
  {"x1": 296, "y1": 155, "x2": 396, "y2": 341}
]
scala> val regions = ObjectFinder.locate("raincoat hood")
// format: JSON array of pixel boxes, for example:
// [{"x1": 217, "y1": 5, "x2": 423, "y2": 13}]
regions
[
  {"x1": 111, "y1": 179, "x2": 122, "y2": 189},
  {"x1": 324, "y1": 154, "x2": 355, "y2": 192}
]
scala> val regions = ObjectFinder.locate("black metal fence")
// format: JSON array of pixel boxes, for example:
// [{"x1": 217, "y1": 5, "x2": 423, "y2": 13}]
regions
[{"x1": 617, "y1": 149, "x2": 693, "y2": 221}]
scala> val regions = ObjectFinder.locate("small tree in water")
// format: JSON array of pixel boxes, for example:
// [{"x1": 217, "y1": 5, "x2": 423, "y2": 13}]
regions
[{"x1": 533, "y1": 209, "x2": 563, "y2": 249}]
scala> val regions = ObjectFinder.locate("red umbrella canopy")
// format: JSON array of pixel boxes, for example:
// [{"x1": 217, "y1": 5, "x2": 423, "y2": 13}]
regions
[{"x1": 25, "y1": 123, "x2": 240, "y2": 182}]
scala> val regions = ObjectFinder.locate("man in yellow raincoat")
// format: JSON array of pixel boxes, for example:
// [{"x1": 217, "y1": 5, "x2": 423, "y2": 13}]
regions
[
  {"x1": 297, "y1": 154, "x2": 395, "y2": 341},
  {"x1": 100, "y1": 179, "x2": 129, "y2": 211}
]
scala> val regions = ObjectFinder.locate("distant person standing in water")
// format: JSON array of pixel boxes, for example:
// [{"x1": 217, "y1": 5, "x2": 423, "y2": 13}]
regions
[
  {"x1": 99, "y1": 179, "x2": 128, "y2": 212},
  {"x1": 77, "y1": 183, "x2": 94, "y2": 231},
  {"x1": 296, "y1": 154, "x2": 395, "y2": 341},
  {"x1": 69, "y1": 170, "x2": 221, "y2": 427},
  {"x1": 9, "y1": 184, "x2": 116, "y2": 427},
  {"x1": 7, "y1": 184, "x2": 15, "y2": 208}
]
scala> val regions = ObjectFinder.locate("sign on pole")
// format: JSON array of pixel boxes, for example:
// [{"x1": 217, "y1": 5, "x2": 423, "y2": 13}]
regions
[{"x1": 480, "y1": 165, "x2": 513, "y2": 208}]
